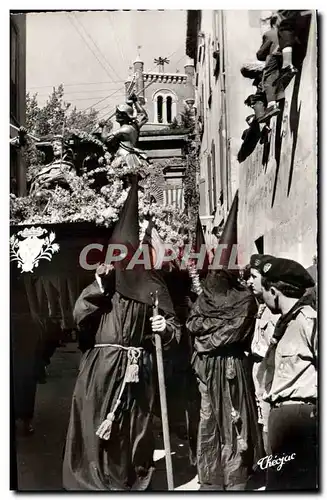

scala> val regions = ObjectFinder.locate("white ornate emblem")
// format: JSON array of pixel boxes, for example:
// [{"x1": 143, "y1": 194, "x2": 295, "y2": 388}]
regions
[
  {"x1": 263, "y1": 263, "x2": 272, "y2": 274},
  {"x1": 10, "y1": 226, "x2": 60, "y2": 273}
]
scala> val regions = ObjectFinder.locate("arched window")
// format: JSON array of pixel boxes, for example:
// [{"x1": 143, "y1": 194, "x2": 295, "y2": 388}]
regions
[
  {"x1": 166, "y1": 96, "x2": 172, "y2": 123},
  {"x1": 153, "y1": 91, "x2": 177, "y2": 124},
  {"x1": 157, "y1": 95, "x2": 163, "y2": 123}
]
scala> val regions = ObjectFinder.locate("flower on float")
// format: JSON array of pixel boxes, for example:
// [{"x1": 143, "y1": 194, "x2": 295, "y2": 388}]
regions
[
  {"x1": 10, "y1": 147, "x2": 194, "y2": 243},
  {"x1": 115, "y1": 189, "x2": 129, "y2": 206},
  {"x1": 102, "y1": 206, "x2": 117, "y2": 219}
]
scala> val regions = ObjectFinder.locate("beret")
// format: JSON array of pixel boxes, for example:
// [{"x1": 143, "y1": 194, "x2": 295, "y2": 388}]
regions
[
  {"x1": 260, "y1": 257, "x2": 315, "y2": 289},
  {"x1": 249, "y1": 254, "x2": 274, "y2": 270}
]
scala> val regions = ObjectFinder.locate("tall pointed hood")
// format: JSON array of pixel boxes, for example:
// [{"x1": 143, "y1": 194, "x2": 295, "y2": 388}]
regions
[
  {"x1": 196, "y1": 191, "x2": 253, "y2": 320},
  {"x1": 109, "y1": 175, "x2": 174, "y2": 315},
  {"x1": 194, "y1": 214, "x2": 210, "y2": 273},
  {"x1": 218, "y1": 190, "x2": 238, "y2": 269},
  {"x1": 110, "y1": 174, "x2": 139, "y2": 260}
]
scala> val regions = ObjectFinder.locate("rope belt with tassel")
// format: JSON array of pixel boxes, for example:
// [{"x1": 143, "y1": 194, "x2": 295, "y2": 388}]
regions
[
  {"x1": 94, "y1": 344, "x2": 143, "y2": 441},
  {"x1": 226, "y1": 357, "x2": 248, "y2": 453},
  {"x1": 187, "y1": 261, "x2": 203, "y2": 295}
]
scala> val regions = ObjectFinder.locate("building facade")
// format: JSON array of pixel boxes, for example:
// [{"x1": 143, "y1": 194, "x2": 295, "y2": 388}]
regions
[
  {"x1": 186, "y1": 10, "x2": 317, "y2": 266},
  {"x1": 10, "y1": 13, "x2": 27, "y2": 196},
  {"x1": 125, "y1": 56, "x2": 195, "y2": 210}
]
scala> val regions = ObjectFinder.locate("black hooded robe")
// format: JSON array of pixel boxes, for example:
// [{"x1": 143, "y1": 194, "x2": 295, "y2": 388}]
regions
[
  {"x1": 62, "y1": 278, "x2": 181, "y2": 491},
  {"x1": 186, "y1": 270, "x2": 264, "y2": 490}
]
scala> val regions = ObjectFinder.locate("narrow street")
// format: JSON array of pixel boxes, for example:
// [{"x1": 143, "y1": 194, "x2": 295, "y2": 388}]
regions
[{"x1": 15, "y1": 343, "x2": 199, "y2": 491}]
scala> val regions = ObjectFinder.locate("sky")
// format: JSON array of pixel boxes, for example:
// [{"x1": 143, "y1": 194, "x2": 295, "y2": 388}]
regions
[{"x1": 26, "y1": 10, "x2": 188, "y2": 123}]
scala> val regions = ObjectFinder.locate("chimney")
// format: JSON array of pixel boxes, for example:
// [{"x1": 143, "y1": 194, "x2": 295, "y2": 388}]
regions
[
  {"x1": 125, "y1": 67, "x2": 134, "y2": 98},
  {"x1": 133, "y1": 55, "x2": 144, "y2": 100},
  {"x1": 184, "y1": 57, "x2": 195, "y2": 106}
]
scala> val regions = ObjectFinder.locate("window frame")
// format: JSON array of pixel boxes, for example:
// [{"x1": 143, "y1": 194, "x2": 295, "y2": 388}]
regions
[{"x1": 152, "y1": 90, "x2": 177, "y2": 124}]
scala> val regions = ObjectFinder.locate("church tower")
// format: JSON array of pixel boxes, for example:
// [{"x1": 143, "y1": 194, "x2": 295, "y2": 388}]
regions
[
  {"x1": 125, "y1": 52, "x2": 195, "y2": 210},
  {"x1": 126, "y1": 54, "x2": 195, "y2": 131}
]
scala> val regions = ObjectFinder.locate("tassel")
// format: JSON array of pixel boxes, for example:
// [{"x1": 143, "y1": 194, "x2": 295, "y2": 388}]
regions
[
  {"x1": 126, "y1": 349, "x2": 141, "y2": 383},
  {"x1": 96, "y1": 412, "x2": 115, "y2": 441},
  {"x1": 226, "y1": 358, "x2": 236, "y2": 380},
  {"x1": 125, "y1": 362, "x2": 139, "y2": 383},
  {"x1": 237, "y1": 435, "x2": 248, "y2": 453},
  {"x1": 231, "y1": 406, "x2": 248, "y2": 453},
  {"x1": 231, "y1": 407, "x2": 241, "y2": 424},
  {"x1": 187, "y1": 261, "x2": 203, "y2": 295}
]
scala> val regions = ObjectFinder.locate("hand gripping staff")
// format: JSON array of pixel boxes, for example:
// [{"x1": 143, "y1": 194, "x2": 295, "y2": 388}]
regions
[{"x1": 151, "y1": 290, "x2": 174, "y2": 491}]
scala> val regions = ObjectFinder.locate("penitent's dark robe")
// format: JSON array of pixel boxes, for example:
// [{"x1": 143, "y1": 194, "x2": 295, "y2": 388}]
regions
[
  {"x1": 186, "y1": 270, "x2": 264, "y2": 490},
  {"x1": 62, "y1": 280, "x2": 181, "y2": 491}
]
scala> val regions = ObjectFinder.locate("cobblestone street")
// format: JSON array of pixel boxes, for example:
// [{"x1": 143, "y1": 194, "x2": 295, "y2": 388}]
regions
[{"x1": 15, "y1": 343, "x2": 199, "y2": 491}]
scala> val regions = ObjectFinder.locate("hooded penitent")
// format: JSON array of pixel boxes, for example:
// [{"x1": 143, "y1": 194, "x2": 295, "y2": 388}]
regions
[
  {"x1": 63, "y1": 173, "x2": 181, "y2": 491},
  {"x1": 186, "y1": 189, "x2": 263, "y2": 490},
  {"x1": 196, "y1": 189, "x2": 242, "y2": 322}
]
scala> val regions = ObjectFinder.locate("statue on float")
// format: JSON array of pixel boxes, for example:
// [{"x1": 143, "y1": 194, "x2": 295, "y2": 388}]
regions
[
  {"x1": 99, "y1": 92, "x2": 149, "y2": 178},
  {"x1": 27, "y1": 91, "x2": 165, "y2": 208},
  {"x1": 99, "y1": 92, "x2": 164, "y2": 202},
  {"x1": 29, "y1": 135, "x2": 75, "y2": 194}
]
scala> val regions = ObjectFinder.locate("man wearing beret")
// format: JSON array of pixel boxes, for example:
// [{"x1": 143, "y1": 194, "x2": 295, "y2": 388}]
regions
[
  {"x1": 247, "y1": 255, "x2": 279, "y2": 454},
  {"x1": 259, "y1": 257, "x2": 317, "y2": 490}
]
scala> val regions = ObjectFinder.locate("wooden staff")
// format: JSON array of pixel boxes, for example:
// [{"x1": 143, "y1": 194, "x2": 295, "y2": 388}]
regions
[
  {"x1": 126, "y1": 74, "x2": 136, "y2": 97},
  {"x1": 106, "y1": 79, "x2": 154, "y2": 121},
  {"x1": 151, "y1": 290, "x2": 174, "y2": 491}
]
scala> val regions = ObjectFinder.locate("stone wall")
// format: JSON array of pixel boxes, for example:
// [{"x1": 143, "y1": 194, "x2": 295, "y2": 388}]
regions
[
  {"x1": 191, "y1": 10, "x2": 317, "y2": 265},
  {"x1": 193, "y1": 10, "x2": 226, "y2": 246},
  {"x1": 237, "y1": 12, "x2": 317, "y2": 267}
]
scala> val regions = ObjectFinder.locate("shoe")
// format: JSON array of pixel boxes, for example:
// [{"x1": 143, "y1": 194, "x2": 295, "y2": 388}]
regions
[
  {"x1": 273, "y1": 65, "x2": 298, "y2": 87},
  {"x1": 258, "y1": 105, "x2": 280, "y2": 123},
  {"x1": 237, "y1": 122, "x2": 261, "y2": 163},
  {"x1": 241, "y1": 128, "x2": 251, "y2": 141}
]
